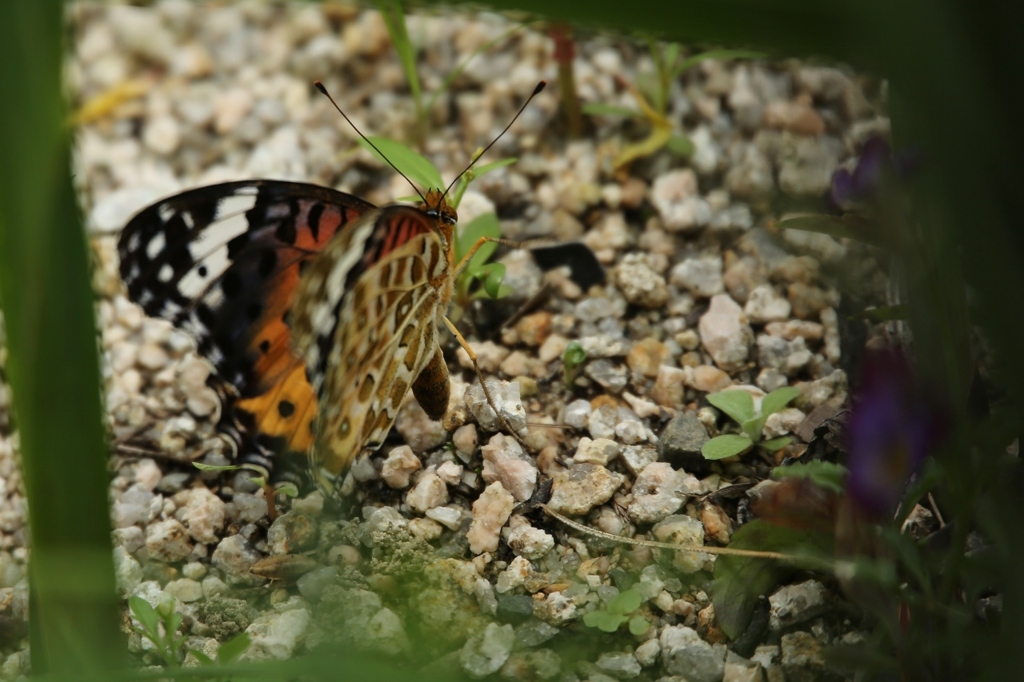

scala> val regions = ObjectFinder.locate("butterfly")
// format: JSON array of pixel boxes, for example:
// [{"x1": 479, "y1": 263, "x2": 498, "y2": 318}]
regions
[{"x1": 118, "y1": 83, "x2": 545, "y2": 494}]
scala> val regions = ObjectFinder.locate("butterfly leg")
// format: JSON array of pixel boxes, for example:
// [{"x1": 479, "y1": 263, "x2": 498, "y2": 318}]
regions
[
  {"x1": 453, "y1": 235, "x2": 535, "y2": 277},
  {"x1": 442, "y1": 315, "x2": 529, "y2": 449}
]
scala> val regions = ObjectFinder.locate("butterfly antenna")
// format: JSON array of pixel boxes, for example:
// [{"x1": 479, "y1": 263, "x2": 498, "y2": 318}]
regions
[
  {"x1": 314, "y1": 80, "x2": 427, "y2": 204},
  {"x1": 443, "y1": 81, "x2": 546, "y2": 199}
]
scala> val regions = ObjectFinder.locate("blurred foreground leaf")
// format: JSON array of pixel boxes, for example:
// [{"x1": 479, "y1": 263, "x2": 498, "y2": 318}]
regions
[
  {"x1": 712, "y1": 521, "x2": 833, "y2": 639},
  {"x1": 0, "y1": 1, "x2": 123, "y2": 674}
]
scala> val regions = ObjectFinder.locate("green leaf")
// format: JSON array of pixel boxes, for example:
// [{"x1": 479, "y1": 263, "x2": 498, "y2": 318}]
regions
[
  {"x1": 274, "y1": 482, "x2": 300, "y2": 498},
  {"x1": 474, "y1": 261, "x2": 507, "y2": 299},
  {"x1": 707, "y1": 390, "x2": 755, "y2": 424},
  {"x1": 850, "y1": 304, "x2": 911, "y2": 321},
  {"x1": 128, "y1": 597, "x2": 160, "y2": 635},
  {"x1": 772, "y1": 461, "x2": 848, "y2": 493},
  {"x1": 666, "y1": 134, "x2": 695, "y2": 157},
  {"x1": 563, "y1": 340, "x2": 588, "y2": 387},
  {"x1": 628, "y1": 615, "x2": 652, "y2": 636},
  {"x1": 187, "y1": 650, "x2": 215, "y2": 666},
  {"x1": 217, "y1": 632, "x2": 252, "y2": 664},
  {"x1": 673, "y1": 49, "x2": 766, "y2": 78},
  {"x1": 608, "y1": 588, "x2": 643, "y2": 615},
  {"x1": 582, "y1": 103, "x2": 644, "y2": 119},
  {"x1": 192, "y1": 462, "x2": 242, "y2": 472},
  {"x1": 761, "y1": 386, "x2": 801, "y2": 417},
  {"x1": 702, "y1": 434, "x2": 754, "y2": 460},
  {"x1": 376, "y1": 1, "x2": 421, "y2": 107},
  {"x1": 166, "y1": 611, "x2": 184, "y2": 638},
  {"x1": 741, "y1": 416, "x2": 766, "y2": 441},
  {"x1": 359, "y1": 136, "x2": 444, "y2": 190},
  {"x1": 246, "y1": 476, "x2": 268, "y2": 488},
  {"x1": 662, "y1": 43, "x2": 682, "y2": 74},
  {"x1": 760, "y1": 436, "x2": 793, "y2": 452},
  {"x1": 583, "y1": 610, "x2": 625, "y2": 633},
  {"x1": 457, "y1": 212, "x2": 501, "y2": 272},
  {"x1": 712, "y1": 520, "x2": 832, "y2": 639},
  {"x1": 469, "y1": 157, "x2": 517, "y2": 180},
  {"x1": 776, "y1": 214, "x2": 885, "y2": 249}
]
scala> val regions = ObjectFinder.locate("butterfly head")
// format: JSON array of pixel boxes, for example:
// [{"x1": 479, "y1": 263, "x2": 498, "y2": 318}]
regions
[{"x1": 422, "y1": 188, "x2": 457, "y2": 243}]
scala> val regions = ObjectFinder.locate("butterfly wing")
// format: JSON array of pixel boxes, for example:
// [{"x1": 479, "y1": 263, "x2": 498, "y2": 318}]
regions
[
  {"x1": 118, "y1": 180, "x2": 375, "y2": 474},
  {"x1": 291, "y1": 205, "x2": 453, "y2": 491}
]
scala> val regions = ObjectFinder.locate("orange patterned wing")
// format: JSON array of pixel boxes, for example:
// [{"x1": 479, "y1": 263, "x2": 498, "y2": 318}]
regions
[
  {"x1": 291, "y1": 204, "x2": 454, "y2": 492},
  {"x1": 118, "y1": 180, "x2": 375, "y2": 478}
]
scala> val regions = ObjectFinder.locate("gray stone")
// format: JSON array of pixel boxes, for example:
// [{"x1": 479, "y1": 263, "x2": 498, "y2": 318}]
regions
[
  {"x1": 616, "y1": 254, "x2": 670, "y2": 308},
  {"x1": 460, "y1": 622, "x2": 515, "y2": 678},
  {"x1": 652, "y1": 515, "x2": 708, "y2": 574},
  {"x1": 145, "y1": 518, "x2": 193, "y2": 563},
  {"x1": 768, "y1": 580, "x2": 829, "y2": 632},
  {"x1": 482, "y1": 433, "x2": 538, "y2": 502},
  {"x1": 660, "y1": 625, "x2": 726, "y2": 682},
  {"x1": 699, "y1": 294, "x2": 753, "y2": 372},
  {"x1": 547, "y1": 463, "x2": 625, "y2": 516},
  {"x1": 596, "y1": 651, "x2": 642, "y2": 679},
  {"x1": 296, "y1": 566, "x2": 338, "y2": 603},
  {"x1": 515, "y1": 619, "x2": 560, "y2": 648},
  {"x1": 670, "y1": 256, "x2": 724, "y2": 298},
  {"x1": 211, "y1": 534, "x2": 262, "y2": 585},
  {"x1": 563, "y1": 399, "x2": 593, "y2": 430},
  {"x1": 744, "y1": 285, "x2": 792, "y2": 324},
  {"x1": 635, "y1": 638, "x2": 661, "y2": 667},
  {"x1": 621, "y1": 445, "x2": 659, "y2": 476},
  {"x1": 585, "y1": 358, "x2": 629, "y2": 393},
  {"x1": 467, "y1": 379, "x2": 527, "y2": 434},
  {"x1": 652, "y1": 169, "x2": 712, "y2": 232},
  {"x1": 588, "y1": 404, "x2": 620, "y2": 440},
  {"x1": 507, "y1": 524, "x2": 555, "y2": 560},
  {"x1": 628, "y1": 463, "x2": 701, "y2": 525},
  {"x1": 242, "y1": 604, "x2": 310, "y2": 661}
]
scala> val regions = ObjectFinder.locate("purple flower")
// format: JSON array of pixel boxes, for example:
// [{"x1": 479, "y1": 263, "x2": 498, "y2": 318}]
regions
[
  {"x1": 845, "y1": 349, "x2": 944, "y2": 519},
  {"x1": 830, "y1": 137, "x2": 923, "y2": 210}
]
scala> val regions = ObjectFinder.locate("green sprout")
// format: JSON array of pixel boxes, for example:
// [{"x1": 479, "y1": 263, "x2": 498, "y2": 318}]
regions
[
  {"x1": 583, "y1": 44, "x2": 763, "y2": 169},
  {"x1": 562, "y1": 340, "x2": 587, "y2": 388},
  {"x1": 129, "y1": 593, "x2": 252, "y2": 670},
  {"x1": 582, "y1": 588, "x2": 651, "y2": 635},
  {"x1": 376, "y1": 0, "x2": 530, "y2": 145},
  {"x1": 192, "y1": 461, "x2": 299, "y2": 499},
  {"x1": 701, "y1": 386, "x2": 800, "y2": 460},
  {"x1": 129, "y1": 596, "x2": 187, "y2": 667},
  {"x1": 356, "y1": 136, "x2": 516, "y2": 317}
]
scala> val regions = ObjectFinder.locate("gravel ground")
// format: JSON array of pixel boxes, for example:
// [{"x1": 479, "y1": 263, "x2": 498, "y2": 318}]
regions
[{"x1": 0, "y1": 2, "x2": 895, "y2": 679}]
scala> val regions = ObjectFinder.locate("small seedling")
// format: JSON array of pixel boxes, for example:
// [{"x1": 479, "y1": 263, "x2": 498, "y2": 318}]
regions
[
  {"x1": 583, "y1": 44, "x2": 763, "y2": 169},
  {"x1": 193, "y1": 462, "x2": 298, "y2": 520},
  {"x1": 376, "y1": 0, "x2": 530, "y2": 145},
  {"x1": 129, "y1": 595, "x2": 187, "y2": 667},
  {"x1": 582, "y1": 588, "x2": 651, "y2": 635},
  {"x1": 701, "y1": 386, "x2": 800, "y2": 460},
  {"x1": 562, "y1": 340, "x2": 587, "y2": 388}
]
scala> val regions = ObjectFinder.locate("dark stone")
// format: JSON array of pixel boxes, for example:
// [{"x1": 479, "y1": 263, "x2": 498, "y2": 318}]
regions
[
  {"x1": 514, "y1": 619, "x2": 560, "y2": 648},
  {"x1": 658, "y1": 411, "x2": 711, "y2": 474},
  {"x1": 496, "y1": 594, "x2": 535, "y2": 624}
]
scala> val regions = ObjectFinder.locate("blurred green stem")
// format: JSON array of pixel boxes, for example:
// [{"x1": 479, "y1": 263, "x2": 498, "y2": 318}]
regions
[
  {"x1": 550, "y1": 24, "x2": 583, "y2": 139},
  {"x1": 0, "y1": 2, "x2": 123, "y2": 675}
]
